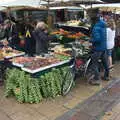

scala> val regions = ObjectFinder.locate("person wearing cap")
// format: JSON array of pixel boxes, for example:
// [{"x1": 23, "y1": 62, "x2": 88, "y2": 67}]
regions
[{"x1": 4, "y1": 19, "x2": 18, "y2": 48}]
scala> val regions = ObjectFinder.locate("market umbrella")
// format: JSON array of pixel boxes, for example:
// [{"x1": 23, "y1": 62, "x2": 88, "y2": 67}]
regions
[
  {"x1": 101, "y1": 0, "x2": 120, "y2": 3},
  {"x1": 0, "y1": 0, "x2": 47, "y2": 7},
  {"x1": 86, "y1": 3, "x2": 120, "y2": 16},
  {"x1": 86, "y1": 3, "x2": 120, "y2": 9},
  {"x1": 41, "y1": 0, "x2": 104, "y2": 6},
  {"x1": 0, "y1": 0, "x2": 47, "y2": 18},
  {"x1": 69, "y1": 0, "x2": 103, "y2": 4}
]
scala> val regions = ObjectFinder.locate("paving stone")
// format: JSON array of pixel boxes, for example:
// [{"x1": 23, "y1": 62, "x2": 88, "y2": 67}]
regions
[
  {"x1": 63, "y1": 98, "x2": 83, "y2": 109},
  {"x1": 0, "y1": 97, "x2": 28, "y2": 116},
  {"x1": 0, "y1": 109, "x2": 12, "y2": 120},
  {"x1": 29, "y1": 93, "x2": 74, "y2": 109},
  {"x1": 71, "y1": 86, "x2": 99, "y2": 100},
  {"x1": 10, "y1": 110, "x2": 48, "y2": 120},
  {"x1": 56, "y1": 78, "x2": 120, "y2": 120},
  {"x1": 82, "y1": 100, "x2": 113, "y2": 117},
  {"x1": 101, "y1": 100, "x2": 120, "y2": 120},
  {"x1": 34, "y1": 102, "x2": 68, "y2": 120},
  {"x1": 69, "y1": 111, "x2": 96, "y2": 120},
  {"x1": 55, "y1": 110, "x2": 77, "y2": 120},
  {"x1": 90, "y1": 91, "x2": 119, "y2": 102}
]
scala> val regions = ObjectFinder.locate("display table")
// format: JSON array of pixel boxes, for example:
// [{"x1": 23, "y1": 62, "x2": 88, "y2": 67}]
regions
[
  {"x1": 55, "y1": 23, "x2": 90, "y2": 36},
  {"x1": 5, "y1": 54, "x2": 73, "y2": 103}
]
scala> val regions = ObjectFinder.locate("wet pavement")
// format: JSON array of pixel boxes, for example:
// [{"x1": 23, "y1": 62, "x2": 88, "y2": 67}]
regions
[
  {"x1": 56, "y1": 62, "x2": 120, "y2": 120},
  {"x1": 0, "y1": 62, "x2": 120, "y2": 120},
  {"x1": 101, "y1": 102, "x2": 120, "y2": 120},
  {"x1": 56, "y1": 78, "x2": 120, "y2": 120}
]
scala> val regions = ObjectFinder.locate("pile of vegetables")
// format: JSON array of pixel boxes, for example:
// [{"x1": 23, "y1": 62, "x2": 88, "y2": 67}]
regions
[
  {"x1": 5, "y1": 67, "x2": 73, "y2": 103},
  {"x1": 72, "y1": 40, "x2": 90, "y2": 58},
  {"x1": 50, "y1": 29, "x2": 88, "y2": 44},
  {"x1": 55, "y1": 54, "x2": 70, "y2": 61},
  {"x1": 5, "y1": 69, "x2": 42, "y2": 103}
]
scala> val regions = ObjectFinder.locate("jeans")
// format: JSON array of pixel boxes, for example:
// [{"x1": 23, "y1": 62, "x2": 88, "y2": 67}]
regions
[{"x1": 91, "y1": 51, "x2": 109, "y2": 81}]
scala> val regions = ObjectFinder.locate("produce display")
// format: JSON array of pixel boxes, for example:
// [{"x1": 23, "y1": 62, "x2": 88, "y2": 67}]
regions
[
  {"x1": 23, "y1": 57, "x2": 61, "y2": 70},
  {"x1": 54, "y1": 54, "x2": 70, "y2": 61},
  {"x1": 12, "y1": 56, "x2": 34, "y2": 64},
  {"x1": 5, "y1": 68, "x2": 43, "y2": 103},
  {"x1": 67, "y1": 32, "x2": 86, "y2": 39},
  {"x1": 12, "y1": 56, "x2": 62, "y2": 69},
  {"x1": 0, "y1": 39, "x2": 9, "y2": 46},
  {"x1": 57, "y1": 20, "x2": 90, "y2": 27},
  {"x1": 72, "y1": 40, "x2": 90, "y2": 58},
  {"x1": 0, "y1": 46, "x2": 25, "y2": 60},
  {"x1": 5, "y1": 67, "x2": 74, "y2": 103},
  {"x1": 51, "y1": 29, "x2": 88, "y2": 42},
  {"x1": 66, "y1": 20, "x2": 80, "y2": 26},
  {"x1": 51, "y1": 45, "x2": 72, "y2": 56},
  {"x1": 51, "y1": 29, "x2": 70, "y2": 36}
]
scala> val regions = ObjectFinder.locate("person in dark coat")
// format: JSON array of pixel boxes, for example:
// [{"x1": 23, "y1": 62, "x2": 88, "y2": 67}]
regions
[
  {"x1": 0, "y1": 23, "x2": 6, "y2": 40},
  {"x1": 90, "y1": 17, "x2": 109, "y2": 85},
  {"x1": 4, "y1": 19, "x2": 19, "y2": 48},
  {"x1": 25, "y1": 21, "x2": 36, "y2": 56},
  {"x1": 32, "y1": 21, "x2": 52, "y2": 55}
]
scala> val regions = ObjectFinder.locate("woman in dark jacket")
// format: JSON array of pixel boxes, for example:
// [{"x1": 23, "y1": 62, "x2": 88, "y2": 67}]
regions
[
  {"x1": 4, "y1": 19, "x2": 19, "y2": 48},
  {"x1": 32, "y1": 22, "x2": 52, "y2": 55}
]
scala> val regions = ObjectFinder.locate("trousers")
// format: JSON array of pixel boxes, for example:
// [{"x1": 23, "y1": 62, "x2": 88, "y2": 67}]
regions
[{"x1": 91, "y1": 50, "x2": 109, "y2": 81}]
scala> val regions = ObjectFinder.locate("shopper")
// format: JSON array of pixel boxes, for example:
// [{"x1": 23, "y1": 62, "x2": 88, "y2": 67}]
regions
[
  {"x1": 106, "y1": 19, "x2": 116, "y2": 69},
  {"x1": 4, "y1": 19, "x2": 18, "y2": 48},
  {"x1": 116, "y1": 17, "x2": 120, "y2": 37},
  {"x1": 0, "y1": 23, "x2": 6, "y2": 40},
  {"x1": 90, "y1": 16, "x2": 109, "y2": 85},
  {"x1": 32, "y1": 21, "x2": 52, "y2": 55},
  {"x1": 25, "y1": 21, "x2": 37, "y2": 56}
]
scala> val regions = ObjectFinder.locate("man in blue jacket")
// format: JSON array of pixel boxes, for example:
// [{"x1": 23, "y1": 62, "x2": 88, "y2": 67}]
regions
[{"x1": 90, "y1": 16, "x2": 109, "y2": 85}]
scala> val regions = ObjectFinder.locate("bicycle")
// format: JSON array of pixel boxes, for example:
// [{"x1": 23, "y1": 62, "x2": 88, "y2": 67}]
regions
[
  {"x1": 61, "y1": 55, "x2": 91, "y2": 96},
  {"x1": 61, "y1": 41, "x2": 92, "y2": 95},
  {"x1": 61, "y1": 39, "x2": 105, "y2": 95}
]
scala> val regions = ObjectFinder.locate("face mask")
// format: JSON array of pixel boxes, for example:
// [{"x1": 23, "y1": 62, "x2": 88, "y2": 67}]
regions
[{"x1": 100, "y1": 17, "x2": 103, "y2": 20}]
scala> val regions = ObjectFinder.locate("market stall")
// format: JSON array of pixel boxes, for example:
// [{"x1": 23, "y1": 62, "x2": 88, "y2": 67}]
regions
[
  {"x1": 1, "y1": 0, "x2": 117, "y2": 104},
  {"x1": 0, "y1": 37, "x2": 74, "y2": 103},
  {"x1": 4, "y1": 47, "x2": 73, "y2": 103},
  {"x1": 0, "y1": 7, "x2": 91, "y2": 104},
  {"x1": 0, "y1": 27, "x2": 90, "y2": 103}
]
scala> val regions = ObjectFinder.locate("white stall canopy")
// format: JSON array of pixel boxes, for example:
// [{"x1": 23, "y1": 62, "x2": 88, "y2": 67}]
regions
[
  {"x1": 41, "y1": 0, "x2": 104, "y2": 7},
  {"x1": 0, "y1": 0, "x2": 47, "y2": 7},
  {"x1": 86, "y1": 3, "x2": 120, "y2": 13}
]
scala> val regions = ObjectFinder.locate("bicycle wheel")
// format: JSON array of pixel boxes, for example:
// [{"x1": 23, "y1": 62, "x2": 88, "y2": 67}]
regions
[
  {"x1": 62, "y1": 66, "x2": 75, "y2": 96},
  {"x1": 84, "y1": 59, "x2": 95, "y2": 83},
  {"x1": 85, "y1": 66, "x2": 95, "y2": 83}
]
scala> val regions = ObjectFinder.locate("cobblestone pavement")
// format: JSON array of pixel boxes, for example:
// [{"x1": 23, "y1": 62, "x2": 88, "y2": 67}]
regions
[
  {"x1": 0, "y1": 62, "x2": 120, "y2": 120},
  {"x1": 55, "y1": 62, "x2": 120, "y2": 120},
  {"x1": 56, "y1": 78, "x2": 120, "y2": 120},
  {"x1": 101, "y1": 102, "x2": 120, "y2": 120}
]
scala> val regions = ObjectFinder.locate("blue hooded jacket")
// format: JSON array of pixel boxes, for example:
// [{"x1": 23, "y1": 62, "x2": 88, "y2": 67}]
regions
[{"x1": 91, "y1": 19, "x2": 107, "y2": 51}]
